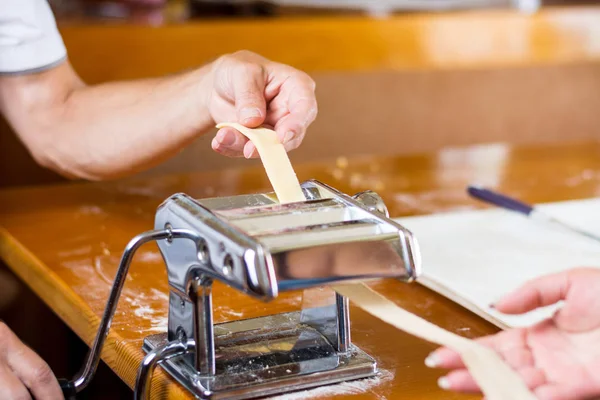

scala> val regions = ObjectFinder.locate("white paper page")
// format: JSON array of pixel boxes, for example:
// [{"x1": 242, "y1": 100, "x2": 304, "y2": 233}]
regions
[{"x1": 395, "y1": 197, "x2": 600, "y2": 328}]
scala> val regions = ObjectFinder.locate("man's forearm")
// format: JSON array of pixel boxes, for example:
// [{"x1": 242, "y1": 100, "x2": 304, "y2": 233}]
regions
[
  {"x1": 0, "y1": 61, "x2": 214, "y2": 180},
  {"x1": 1, "y1": 50, "x2": 318, "y2": 179}
]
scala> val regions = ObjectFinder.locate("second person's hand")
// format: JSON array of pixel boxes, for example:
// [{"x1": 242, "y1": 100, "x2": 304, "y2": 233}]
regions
[{"x1": 426, "y1": 268, "x2": 600, "y2": 400}]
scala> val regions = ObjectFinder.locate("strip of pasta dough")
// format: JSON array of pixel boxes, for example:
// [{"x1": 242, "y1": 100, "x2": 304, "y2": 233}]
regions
[
  {"x1": 216, "y1": 123, "x2": 305, "y2": 203},
  {"x1": 216, "y1": 122, "x2": 536, "y2": 400}
]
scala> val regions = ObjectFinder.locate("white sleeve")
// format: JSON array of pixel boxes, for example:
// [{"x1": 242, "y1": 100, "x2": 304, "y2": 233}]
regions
[{"x1": 0, "y1": 0, "x2": 67, "y2": 74}]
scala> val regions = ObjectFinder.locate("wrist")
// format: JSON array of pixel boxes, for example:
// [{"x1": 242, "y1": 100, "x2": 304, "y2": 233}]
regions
[{"x1": 184, "y1": 63, "x2": 215, "y2": 133}]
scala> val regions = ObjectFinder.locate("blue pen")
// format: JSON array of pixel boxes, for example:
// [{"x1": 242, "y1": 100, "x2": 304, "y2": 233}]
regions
[{"x1": 467, "y1": 185, "x2": 600, "y2": 244}]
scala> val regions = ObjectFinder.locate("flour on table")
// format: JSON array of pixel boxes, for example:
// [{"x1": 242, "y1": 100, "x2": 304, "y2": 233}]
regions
[
  {"x1": 123, "y1": 292, "x2": 169, "y2": 333},
  {"x1": 62, "y1": 260, "x2": 108, "y2": 301},
  {"x1": 57, "y1": 245, "x2": 93, "y2": 258},
  {"x1": 137, "y1": 251, "x2": 163, "y2": 263},
  {"x1": 118, "y1": 186, "x2": 159, "y2": 197},
  {"x1": 277, "y1": 294, "x2": 303, "y2": 306},
  {"x1": 94, "y1": 255, "x2": 128, "y2": 286},
  {"x1": 77, "y1": 205, "x2": 106, "y2": 216},
  {"x1": 218, "y1": 307, "x2": 244, "y2": 318},
  {"x1": 564, "y1": 169, "x2": 600, "y2": 187},
  {"x1": 150, "y1": 288, "x2": 169, "y2": 302},
  {"x1": 267, "y1": 369, "x2": 393, "y2": 400},
  {"x1": 393, "y1": 190, "x2": 476, "y2": 214}
]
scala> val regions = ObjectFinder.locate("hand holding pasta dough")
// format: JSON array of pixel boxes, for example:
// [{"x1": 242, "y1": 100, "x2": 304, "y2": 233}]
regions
[
  {"x1": 209, "y1": 52, "x2": 317, "y2": 159},
  {"x1": 428, "y1": 268, "x2": 600, "y2": 400}
]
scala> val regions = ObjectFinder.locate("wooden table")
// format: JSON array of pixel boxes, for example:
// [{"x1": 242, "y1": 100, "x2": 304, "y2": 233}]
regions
[{"x1": 1, "y1": 141, "x2": 599, "y2": 399}]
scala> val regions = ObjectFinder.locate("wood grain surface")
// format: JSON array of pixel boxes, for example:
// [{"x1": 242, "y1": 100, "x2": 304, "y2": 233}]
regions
[{"x1": 1, "y1": 141, "x2": 600, "y2": 399}]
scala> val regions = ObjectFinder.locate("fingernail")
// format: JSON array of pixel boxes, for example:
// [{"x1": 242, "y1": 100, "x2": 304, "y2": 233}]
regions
[
  {"x1": 217, "y1": 130, "x2": 235, "y2": 146},
  {"x1": 283, "y1": 131, "x2": 295, "y2": 143},
  {"x1": 425, "y1": 354, "x2": 439, "y2": 368},
  {"x1": 240, "y1": 107, "x2": 262, "y2": 123},
  {"x1": 437, "y1": 377, "x2": 450, "y2": 390},
  {"x1": 211, "y1": 138, "x2": 220, "y2": 151},
  {"x1": 244, "y1": 144, "x2": 256, "y2": 159}
]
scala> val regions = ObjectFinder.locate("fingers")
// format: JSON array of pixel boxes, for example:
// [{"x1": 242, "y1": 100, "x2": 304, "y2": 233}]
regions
[
  {"x1": 242, "y1": 123, "x2": 276, "y2": 159},
  {"x1": 211, "y1": 51, "x2": 317, "y2": 157},
  {"x1": 494, "y1": 270, "x2": 572, "y2": 314},
  {"x1": 426, "y1": 329, "x2": 531, "y2": 370},
  {"x1": 243, "y1": 141, "x2": 258, "y2": 159},
  {"x1": 213, "y1": 122, "x2": 278, "y2": 159},
  {"x1": 231, "y1": 63, "x2": 267, "y2": 128},
  {"x1": 437, "y1": 369, "x2": 481, "y2": 393},
  {"x1": 535, "y1": 382, "x2": 600, "y2": 400},
  {"x1": 437, "y1": 366, "x2": 546, "y2": 394},
  {"x1": 535, "y1": 384, "x2": 583, "y2": 400},
  {"x1": 425, "y1": 346, "x2": 464, "y2": 369},
  {"x1": 282, "y1": 137, "x2": 303, "y2": 153},
  {"x1": 272, "y1": 73, "x2": 317, "y2": 150},
  {"x1": 494, "y1": 268, "x2": 600, "y2": 331},
  {"x1": 263, "y1": 101, "x2": 289, "y2": 127},
  {"x1": 211, "y1": 130, "x2": 258, "y2": 159},
  {"x1": 426, "y1": 334, "x2": 503, "y2": 369},
  {"x1": 0, "y1": 323, "x2": 61, "y2": 400},
  {"x1": 6, "y1": 343, "x2": 62, "y2": 400},
  {"x1": 211, "y1": 127, "x2": 249, "y2": 157},
  {"x1": 0, "y1": 364, "x2": 30, "y2": 400}
]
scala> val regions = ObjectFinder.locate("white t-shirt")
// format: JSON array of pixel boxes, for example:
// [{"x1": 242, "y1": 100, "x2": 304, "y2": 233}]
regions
[{"x1": 0, "y1": 0, "x2": 66, "y2": 74}]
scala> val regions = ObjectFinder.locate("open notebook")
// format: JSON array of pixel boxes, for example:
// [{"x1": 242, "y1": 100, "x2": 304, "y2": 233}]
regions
[{"x1": 395, "y1": 197, "x2": 600, "y2": 329}]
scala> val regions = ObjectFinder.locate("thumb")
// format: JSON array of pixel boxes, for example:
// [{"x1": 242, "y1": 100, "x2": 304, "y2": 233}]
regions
[
  {"x1": 232, "y1": 65, "x2": 267, "y2": 128},
  {"x1": 494, "y1": 268, "x2": 600, "y2": 331},
  {"x1": 494, "y1": 270, "x2": 571, "y2": 314}
]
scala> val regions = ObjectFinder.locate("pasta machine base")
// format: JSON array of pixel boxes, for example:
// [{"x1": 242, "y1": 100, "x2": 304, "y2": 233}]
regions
[{"x1": 143, "y1": 310, "x2": 376, "y2": 399}]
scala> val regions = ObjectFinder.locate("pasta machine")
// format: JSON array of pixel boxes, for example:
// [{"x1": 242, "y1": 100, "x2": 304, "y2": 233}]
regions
[{"x1": 60, "y1": 180, "x2": 421, "y2": 399}]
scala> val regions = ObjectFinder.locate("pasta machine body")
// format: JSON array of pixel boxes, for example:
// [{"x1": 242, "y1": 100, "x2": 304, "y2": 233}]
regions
[{"x1": 60, "y1": 180, "x2": 421, "y2": 400}]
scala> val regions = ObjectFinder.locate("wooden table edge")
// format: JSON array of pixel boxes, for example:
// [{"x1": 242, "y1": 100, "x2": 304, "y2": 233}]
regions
[{"x1": 0, "y1": 227, "x2": 190, "y2": 399}]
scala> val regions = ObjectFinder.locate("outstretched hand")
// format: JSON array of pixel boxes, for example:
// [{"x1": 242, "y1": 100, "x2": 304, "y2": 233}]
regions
[{"x1": 426, "y1": 268, "x2": 600, "y2": 400}]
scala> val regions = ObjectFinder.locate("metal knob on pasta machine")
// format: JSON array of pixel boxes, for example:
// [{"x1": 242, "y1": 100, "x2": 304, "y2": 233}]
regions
[{"x1": 60, "y1": 180, "x2": 421, "y2": 400}]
